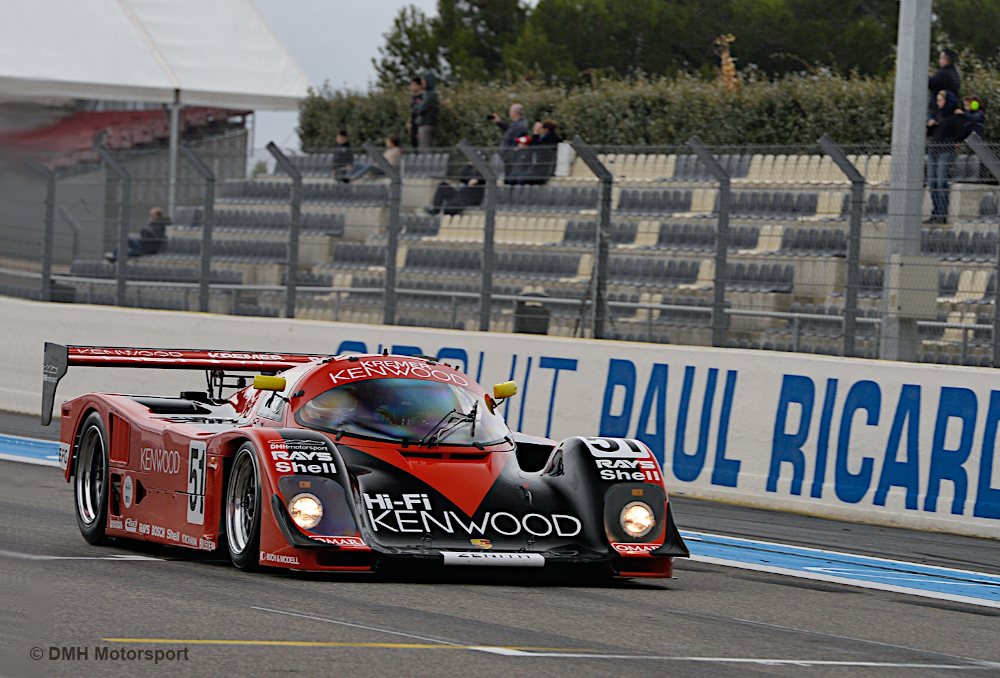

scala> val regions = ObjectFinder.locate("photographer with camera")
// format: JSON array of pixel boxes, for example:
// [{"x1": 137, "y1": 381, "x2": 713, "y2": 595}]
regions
[{"x1": 489, "y1": 103, "x2": 528, "y2": 149}]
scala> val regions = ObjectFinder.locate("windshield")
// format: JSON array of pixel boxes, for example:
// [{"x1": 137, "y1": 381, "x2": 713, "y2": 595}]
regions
[{"x1": 296, "y1": 378, "x2": 510, "y2": 446}]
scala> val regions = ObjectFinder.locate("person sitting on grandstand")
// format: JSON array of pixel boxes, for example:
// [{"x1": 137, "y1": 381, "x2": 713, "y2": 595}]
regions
[
  {"x1": 925, "y1": 90, "x2": 966, "y2": 224},
  {"x1": 504, "y1": 124, "x2": 560, "y2": 186},
  {"x1": 426, "y1": 162, "x2": 484, "y2": 216},
  {"x1": 959, "y1": 96, "x2": 985, "y2": 139},
  {"x1": 344, "y1": 135, "x2": 402, "y2": 182},
  {"x1": 332, "y1": 130, "x2": 354, "y2": 181},
  {"x1": 105, "y1": 207, "x2": 170, "y2": 263}
]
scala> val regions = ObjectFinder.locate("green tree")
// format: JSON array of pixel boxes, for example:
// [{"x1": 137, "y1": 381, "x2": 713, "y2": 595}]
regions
[
  {"x1": 438, "y1": 0, "x2": 526, "y2": 81},
  {"x1": 935, "y1": 0, "x2": 1000, "y2": 63},
  {"x1": 372, "y1": 6, "x2": 444, "y2": 87}
]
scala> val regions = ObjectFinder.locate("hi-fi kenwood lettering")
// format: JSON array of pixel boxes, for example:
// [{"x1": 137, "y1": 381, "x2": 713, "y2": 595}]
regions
[{"x1": 362, "y1": 493, "x2": 581, "y2": 537}]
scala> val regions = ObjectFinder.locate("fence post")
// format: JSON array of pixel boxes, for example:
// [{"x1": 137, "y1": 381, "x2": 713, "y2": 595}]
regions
[
  {"x1": 363, "y1": 141, "x2": 403, "y2": 325},
  {"x1": 94, "y1": 134, "x2": 132, "y2": 307},
  {"x1": 266, "y1": 143, "x2": 302, "y2": 318},
  {"x1": 965, "y1": 133, "x2": 1000, "y2": 367},
  {"x1": 25, "y1": 161, "x2": 56, "y2": 302},
  {"x1": 457, "y1": 140, "x2": 499, "y2": 332},
  {"x1": 570, "y1": 136, "x2": 613, "y2": 339},
  {"x1": 819, "y1": 134, "x2": 865, "y2": 358},
  {"x1": 57, "y1": 206, "x2": 82, "y2": 262},
  {"x1": 687, "y1": 136, "x2": 730, "y2": 347},
  {"x1": 179, "y1": 143, "x2": 215, "y2": 313}
]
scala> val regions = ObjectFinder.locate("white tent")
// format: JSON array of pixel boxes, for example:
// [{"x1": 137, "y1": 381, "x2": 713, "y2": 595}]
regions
[
  {"x1": 0, "y1": 0, "x2": 313, "y2": 110},
  {"x1": 0, "y1": 0, "x2": 313, "y2": 212}
]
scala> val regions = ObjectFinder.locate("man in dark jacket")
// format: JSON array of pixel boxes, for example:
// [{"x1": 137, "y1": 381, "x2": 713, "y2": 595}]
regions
[
  {"x1": 926, "y1": 90, "x2": 966, "y2": 223},
  {"x1": 413, "y1": 73, "x2": 439, "y2": 151},
  {"x1": 332, "y1": 130, "x2": 354, "y2": 181},
  {"x1": 928, "y1": 49, "x2": 960, "y2": 121},
  {"x1": 427, "y1": 163, "x2": 484, "y2": 216},
  {"x1": 105, "y1": 207, "x2": 170, "y2": 262}
]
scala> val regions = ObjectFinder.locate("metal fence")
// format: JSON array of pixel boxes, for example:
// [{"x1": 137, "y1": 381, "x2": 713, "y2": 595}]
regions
[{"x1": 3, "y1": 129, "x2": 1000, "y2": 368}]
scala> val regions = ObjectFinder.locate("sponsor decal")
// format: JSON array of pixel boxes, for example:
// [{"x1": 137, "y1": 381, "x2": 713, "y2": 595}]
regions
[
  {"x1": 442, "y1": 552, "x2": 544, "y2": 567},
  {"x1": 58, "y1": 443, "x2": 70, "y2": 470},
  {"x1": 199, "y1": 538, "x2": 216, "y2": 551},
  {"x1": 122, "y1": 475, "x2": 134, "y2": 509},
  {"x1": 75, "y1": 348, "x2": 184, "y2": 358},
  {"x1": 470, "y1": 538, "x2": 492, "y2": 549},
  {"x1": 595, "y1": 459, "x2": 662, "y2": 483},
  {"x1": 329, "y1": 359, "x2": 469, "y2": 387},
  {"x1": 611, "y1": 542, "x2": 659, "y2": 554},
  {"x1": 166, "y1": 528, "x2": 180, "y2": 542},
  {"x1": 207, "y1": 352, "x2": 285, "y2": 360},
  {"x1": 260, "y1": 551, "x2": 300, "y2": 565},
  {"x1": 124, "y1": 518, "x2": 138, "y2": 533},
  {"x1": 363, "y1": 493, "x2": 582, "y2": 538},
  {"x1": 137, "y1": 522, "x2": 165, "y2": 538},
  {"x1": 109, "y1": 518, "x2": 123, "y2": 530},
  {"x1": 140, "y1": 447, "x2": 181, "y2": 475},
  {"x1": 270, "y1": 441, "x2": 336, "y2": 475},
  {"x1": 43, "y1": 363, "x2": 60, "y2": 383},
  {"x1": 312, "y1": 535, "x2": 367, "y2": 548},
  {"x1": 181, "y1": 534, "x2": 198, "y2": 547}
]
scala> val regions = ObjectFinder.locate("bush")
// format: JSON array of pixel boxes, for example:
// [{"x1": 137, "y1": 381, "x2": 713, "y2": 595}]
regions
[{"x1": 298, "y1": 67, "x2": 1000, "y2": 149}]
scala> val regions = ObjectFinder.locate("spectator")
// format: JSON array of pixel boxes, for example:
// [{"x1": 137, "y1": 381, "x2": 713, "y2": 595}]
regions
[
  {"x1": 926, "y1": 90, "x2": 965, "y2": 224},
  {"x1": 344, "y1": 135, "x2": 402, "y2": 182},
  {"x1": 504, "y1": 134, "x2": 540, "y2": 185},
  {"x1": 928, "y1": 49, "x2": 960, "y2": 120},
  {"x1": 413, "y1": 73, "x2": 439, "y2": 151},
  {"x1": 406, "y1": 76, "x2": 422, "y2": 148},
  {"x1": 532, "y1": 119, "x2": 562, "y2": 182},
  {"x1": 960, "y1": 96, "x2": 985, "y2": 139},
  {"x1": 426, "y1": 162, "x2": 484, "y2": 216},
  {"x1": 490, "y1": 103, "x2": 529, "y2": 149},
  {"x1": 105, "y1": 207, "x2": 170, "y2": 262},
  {"x1": 332, "y1": 130, "x2": 354, "y2": 181},
  {"x1": 504, "y1": 121, "x2": 562, "y2": 186}
]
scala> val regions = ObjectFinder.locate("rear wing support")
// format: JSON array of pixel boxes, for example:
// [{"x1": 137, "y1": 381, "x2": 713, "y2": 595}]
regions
[{"x1": 41, "y1": 343, "x2": 327, "y2": 426}]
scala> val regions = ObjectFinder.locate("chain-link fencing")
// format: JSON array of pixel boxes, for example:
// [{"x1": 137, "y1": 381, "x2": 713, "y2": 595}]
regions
[{"x1": 3, "y1": 128, "x2": 999, "y2": 368}]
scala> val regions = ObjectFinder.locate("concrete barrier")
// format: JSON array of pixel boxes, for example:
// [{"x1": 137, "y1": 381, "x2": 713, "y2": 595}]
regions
[{"x1": 3, "y1": 295, "x2": 998, "y2": 539}]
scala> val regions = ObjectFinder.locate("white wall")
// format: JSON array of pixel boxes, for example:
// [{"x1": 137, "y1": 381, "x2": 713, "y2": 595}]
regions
[{"x1": 4, "y1": 296, "x2": 999, "y2": 539}]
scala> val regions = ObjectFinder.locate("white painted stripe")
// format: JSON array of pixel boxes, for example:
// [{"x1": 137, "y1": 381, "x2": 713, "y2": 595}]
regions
[
  {"x1": 0, "y1": 451, "x2": 60, "y2": 468},
  {"x1": 683, "y1": 530, "x2": 1000, "y2": 580},
  {"x1": 487, "y1": 652, "x2": 996, "y2": 669},
  {"x1": 468, "y1": 646, "x2": 534, "y2": 656},
  {"x1": 251, "y1": 606, "x2": 461, "y2": 646},
  {"x1": 0, "y1": 548, "x2": 160, "y2": 561},
  {"x1": 691, "y1": 555, "x2": 1000, "y2": 610}
]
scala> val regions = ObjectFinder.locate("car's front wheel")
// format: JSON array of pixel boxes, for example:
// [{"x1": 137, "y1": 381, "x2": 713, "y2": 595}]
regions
[
  {"x1": 74, "y1": 412, "x2": 109, "y2": 545},
  {"x1": 225, "y1": 443, "x2": 262, "y2": 570}
]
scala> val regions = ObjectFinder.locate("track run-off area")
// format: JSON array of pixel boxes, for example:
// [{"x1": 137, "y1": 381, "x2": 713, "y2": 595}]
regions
[{"x1": 1, "y1": 417, "x2": 998, "y2": 677}]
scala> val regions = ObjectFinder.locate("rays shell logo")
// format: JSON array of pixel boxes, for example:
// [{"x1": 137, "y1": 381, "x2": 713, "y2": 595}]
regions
[{"x1": 470, "y1": 538, "x2": 492, "y2": 549}]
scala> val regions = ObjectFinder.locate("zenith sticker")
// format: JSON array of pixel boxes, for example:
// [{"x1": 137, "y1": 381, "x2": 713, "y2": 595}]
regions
[
  {"x1": 363, "y1": 493, "x2": 582, "y2": 537},
  {"x1": 442, "y1": 552, "x2": 544, "y2": 567},
  {"x1": 122, "y1": 475, "x2": 134, "y2": 509}
]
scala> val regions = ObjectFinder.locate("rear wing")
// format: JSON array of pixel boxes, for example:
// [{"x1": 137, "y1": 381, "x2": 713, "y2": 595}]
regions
[{"x1": 41, "y1": 343, "x2": 327, "y2": 425}]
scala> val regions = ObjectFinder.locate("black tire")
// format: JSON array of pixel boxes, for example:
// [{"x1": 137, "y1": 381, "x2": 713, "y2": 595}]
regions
[
  {"x1": 225, "y1": 443, "x2": 262, "y2": 570},
  {"x1": 73, "y1": 412, "x2": 110, "y2": 545}
]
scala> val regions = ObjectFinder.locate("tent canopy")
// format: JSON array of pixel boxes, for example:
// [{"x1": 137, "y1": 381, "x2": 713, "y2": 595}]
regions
[{"x1": 0, "y1": 0, "x2": 313, "y2": 110}]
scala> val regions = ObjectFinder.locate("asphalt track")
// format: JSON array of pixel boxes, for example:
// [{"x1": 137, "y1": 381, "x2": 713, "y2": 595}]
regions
[{"x1": 1, "y1": 411, "x2": 999, "y2": 677}]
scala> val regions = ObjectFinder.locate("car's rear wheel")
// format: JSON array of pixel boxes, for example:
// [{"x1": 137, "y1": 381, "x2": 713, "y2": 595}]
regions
[
  {"x1": 226, "y1": 443, "x2": 262, "y2": 570},
  {"x1": 74, "y1": 412, "x2": 109, "y2": 545}
]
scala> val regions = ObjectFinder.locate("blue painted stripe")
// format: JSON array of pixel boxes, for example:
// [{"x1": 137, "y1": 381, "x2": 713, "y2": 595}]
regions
[
  {"x1": 0, "y1": 433, "x2": 60, "y2": 465},
  {"x1": 682, "y1": 530, "x2": 1000, "y2": 607}
]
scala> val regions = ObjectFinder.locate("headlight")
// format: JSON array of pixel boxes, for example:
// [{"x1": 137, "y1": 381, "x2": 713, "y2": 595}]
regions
[
  {"x1": 620, "y1": 501, "x2": 655, "y2": 538},
  {"x1": 288, "y1": 493, "x2": 323, "y2": 530}
]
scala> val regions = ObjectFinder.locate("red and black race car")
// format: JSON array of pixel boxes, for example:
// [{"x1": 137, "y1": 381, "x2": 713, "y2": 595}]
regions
[{"x1": 42, "y1": 343, "x2": 688, "y2": 577}]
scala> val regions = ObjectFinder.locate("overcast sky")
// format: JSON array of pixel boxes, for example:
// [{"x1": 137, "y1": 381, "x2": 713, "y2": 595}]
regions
[{"x1": 251, "y1": 0, "x2": 438, "y2": 150}]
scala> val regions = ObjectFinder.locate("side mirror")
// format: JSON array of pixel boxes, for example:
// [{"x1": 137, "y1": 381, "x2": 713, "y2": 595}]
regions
[
  {"x1": 253, "y1": 375, "x2": 286, "y2": 391},
  {"x1": 493, "y1": 381, "x2": 517, "y2": 400}
]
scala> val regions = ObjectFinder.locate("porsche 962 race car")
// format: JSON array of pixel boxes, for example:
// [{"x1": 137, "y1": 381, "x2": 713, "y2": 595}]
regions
[{"x1": 42, "y1": 343, "x2": 688, "y2": 577}]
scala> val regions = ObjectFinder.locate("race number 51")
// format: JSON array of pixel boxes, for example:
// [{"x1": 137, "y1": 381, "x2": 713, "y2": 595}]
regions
[
  {"x1": 187, "y1": 441, "x2": 207, "y2": 525},
  {"x1": 578, "y1": 437, "x2": 648, "y2": 458}
]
